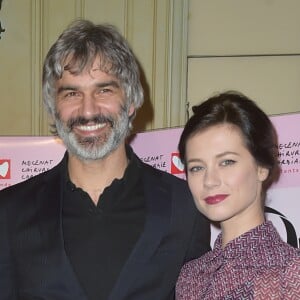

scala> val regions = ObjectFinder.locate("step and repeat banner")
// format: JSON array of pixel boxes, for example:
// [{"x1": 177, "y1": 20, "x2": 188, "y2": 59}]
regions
[{"x1": 0, "y1": 113, "x2": 299, "y2": 248}]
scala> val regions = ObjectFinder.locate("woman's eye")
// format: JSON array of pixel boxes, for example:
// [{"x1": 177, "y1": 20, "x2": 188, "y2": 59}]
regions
[
  {"x1": 188, "y1": 165, "x2": 204, "y2": 173},
  {"x1": 221, "y1": 159, "x2": 236, "y2": 166}
]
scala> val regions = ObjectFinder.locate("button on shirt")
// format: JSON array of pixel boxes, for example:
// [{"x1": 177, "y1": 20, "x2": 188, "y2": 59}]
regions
[{"x1": 62, "y1": 148, "x2": 146, "y2": 300}]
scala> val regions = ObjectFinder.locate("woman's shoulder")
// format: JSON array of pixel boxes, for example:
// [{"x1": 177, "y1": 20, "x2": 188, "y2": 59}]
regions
[
  {"x1": 179, "y1": 248, "x2": 217, "y2": 278},
  {"x1": 176, "y1": 251, "x2": 215, "y2": 299},
  {"x1": 255, "y1": 221, "x2": 299, "y2": 265},
  {"x1": 284, "y1": 248, "x2": 300, "y2": 275}
]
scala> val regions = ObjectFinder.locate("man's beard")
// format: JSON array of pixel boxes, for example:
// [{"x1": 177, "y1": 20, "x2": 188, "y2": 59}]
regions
[{"x1": 55, "y1": 107, "x2": 131, "y2": 161}]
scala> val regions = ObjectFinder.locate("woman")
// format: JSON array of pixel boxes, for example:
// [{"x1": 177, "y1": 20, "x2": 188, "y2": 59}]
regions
[{"x1": 175, "y1": 91, "x2": 300, "y2": 299}]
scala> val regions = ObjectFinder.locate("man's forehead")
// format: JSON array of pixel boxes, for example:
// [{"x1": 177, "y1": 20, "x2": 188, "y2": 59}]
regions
[
  {"x1": 63, "y1": 54, "x2": 112, "y2": 71},
  {"x1": 62, "y1": 63, "x2": 117, "y2": 82}
]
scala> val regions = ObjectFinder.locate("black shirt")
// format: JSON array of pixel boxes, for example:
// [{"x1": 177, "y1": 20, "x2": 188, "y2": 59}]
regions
[{"x1": 62, "y1": 147, "x2": 146, "y2": 300}]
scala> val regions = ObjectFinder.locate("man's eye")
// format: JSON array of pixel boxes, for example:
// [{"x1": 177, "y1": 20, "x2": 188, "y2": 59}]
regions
[
  {"x1": 65, "y1": 91, "x2": 78, "y2": 98},
  {"x1": 98, "y1": 88, "x2": 112, "y2": 94}
]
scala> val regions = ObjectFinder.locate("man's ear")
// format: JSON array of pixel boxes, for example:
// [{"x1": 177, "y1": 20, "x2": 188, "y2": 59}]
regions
[{"x1": 128, "y1": 104, "x2": 135, "y2": 117}]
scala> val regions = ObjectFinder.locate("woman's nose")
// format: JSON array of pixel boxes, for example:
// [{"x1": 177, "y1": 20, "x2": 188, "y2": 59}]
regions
[{"x1": 203, "y1": 168, "x2": 221, "y2": 188}]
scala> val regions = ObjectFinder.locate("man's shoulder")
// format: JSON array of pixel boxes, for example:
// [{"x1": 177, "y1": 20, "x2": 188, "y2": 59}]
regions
[
  {"x1": 138, "y1": 161, "x2": 194, "y2": 206},
  {"x1": 0, "y1": 161, "x2": 62, "y2": 201},
  {"x1": 140, "y1": 160, "x2": 188, "y2": 186}
]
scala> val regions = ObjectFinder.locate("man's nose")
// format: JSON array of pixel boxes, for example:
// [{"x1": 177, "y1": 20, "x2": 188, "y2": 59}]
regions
[{"x1": 79, "y1": 95, "x2": 99, "y2": 118}]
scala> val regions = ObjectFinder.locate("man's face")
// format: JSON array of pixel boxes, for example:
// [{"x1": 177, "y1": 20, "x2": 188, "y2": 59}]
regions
[{"x1": 54, "y1": 61, "x2": 134, "y2": 161}]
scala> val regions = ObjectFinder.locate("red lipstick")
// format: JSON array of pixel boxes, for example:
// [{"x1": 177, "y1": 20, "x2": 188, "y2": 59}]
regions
[{"x1": 204, "y1": 194, "x2": 228, "y2": 205}]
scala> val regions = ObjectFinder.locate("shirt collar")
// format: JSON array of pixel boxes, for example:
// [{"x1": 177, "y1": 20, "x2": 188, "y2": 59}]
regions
[{"x1": 201, "y1": 221, "x2": 286, "y2": 271}]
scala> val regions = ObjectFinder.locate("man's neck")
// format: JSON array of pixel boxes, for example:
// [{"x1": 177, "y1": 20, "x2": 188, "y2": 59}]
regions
[{"x1": 67, "y1": 144, "x2": 129, "y2": 205}]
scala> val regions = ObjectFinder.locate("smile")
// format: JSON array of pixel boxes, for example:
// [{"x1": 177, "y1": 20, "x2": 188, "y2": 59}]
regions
[
  {"x1": 204, "y1": 194, "x2": 228, "y2": 205},
  {"x1": 77, "y1": 123, "x2": 106, "y2": 131}
]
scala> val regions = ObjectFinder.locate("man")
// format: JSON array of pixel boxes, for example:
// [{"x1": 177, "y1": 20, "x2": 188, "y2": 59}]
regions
[{"x1": 0, "y1": 19, "x2": 210, "y2": 300}]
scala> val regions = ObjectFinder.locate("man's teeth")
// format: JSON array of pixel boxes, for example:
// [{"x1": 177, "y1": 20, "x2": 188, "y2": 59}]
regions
[{"x1": 78, "y1": 123, "x2": 106, "y2": 131}]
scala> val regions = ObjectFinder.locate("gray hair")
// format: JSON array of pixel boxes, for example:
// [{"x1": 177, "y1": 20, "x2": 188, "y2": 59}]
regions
[{"x1": 42, "y1": 19, "x2": 144, "y2": 119}]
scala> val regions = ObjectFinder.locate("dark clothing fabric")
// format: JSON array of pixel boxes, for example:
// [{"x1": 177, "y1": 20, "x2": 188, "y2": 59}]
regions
[
  {"x1": 0, "y1": 147, "x2": 211, "y2": 300},
  {"x1": 176, "y1": 221, "x2": 300, "y2": 299},
  {"x1": 63, "y1": 149, "x2": 146, "y2": 300}
]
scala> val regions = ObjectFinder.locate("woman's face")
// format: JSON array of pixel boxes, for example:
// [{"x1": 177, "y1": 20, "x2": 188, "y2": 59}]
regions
[{"x1": 185, "y1": 123, "x2": 268, "y2": 227}]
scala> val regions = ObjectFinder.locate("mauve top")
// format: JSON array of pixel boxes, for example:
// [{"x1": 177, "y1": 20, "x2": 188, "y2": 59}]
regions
[{"x1": 176, "y1": 221, "x2": 300, "y2": 299}]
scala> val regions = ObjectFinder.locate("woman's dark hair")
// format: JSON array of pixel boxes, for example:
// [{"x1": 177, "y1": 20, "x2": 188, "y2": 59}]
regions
[{"x1": 178, "y1": 91, "x2": 280, "y2": 192}]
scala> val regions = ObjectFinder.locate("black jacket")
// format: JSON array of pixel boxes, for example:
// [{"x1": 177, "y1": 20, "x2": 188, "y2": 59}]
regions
[{"x1": 0, "y1": 152, "x2": 210, "y2": 300}]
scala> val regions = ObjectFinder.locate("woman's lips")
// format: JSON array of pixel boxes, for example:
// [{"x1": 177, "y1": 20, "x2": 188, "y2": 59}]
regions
[{"x1": 204, "y1": 194, "x2": 228, "y2": 205}]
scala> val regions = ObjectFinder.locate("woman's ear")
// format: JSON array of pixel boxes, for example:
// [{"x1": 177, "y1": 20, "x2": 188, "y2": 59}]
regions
[{"x1": 258, "y1": 166, "x2": 269, "y2": 182}]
